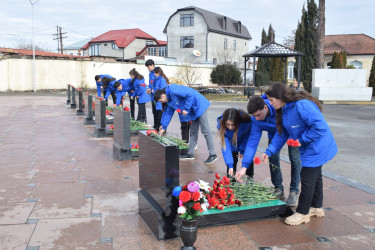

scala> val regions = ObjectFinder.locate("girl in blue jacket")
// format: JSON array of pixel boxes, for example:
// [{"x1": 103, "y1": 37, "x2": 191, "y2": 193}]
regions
[
  {"x1": 153, "y1": 67, "x2": 169, "y2": 131},
  {"x1": 129, "y1": 68, "x2": 150, "y2": 123},
  {"x1": 217, "y1": 108, "x2": 253, "y2": 177},
  {"x1": 262, "y1": 83, "x2": 337, "y2": 226},
  {"x1": 101, "y1": 77, "x2": 117, "y2": 106},
  {"x1": 154, "y1": 84, "x2": 217, "y2": 165},
  {"x1": 94, "y1": 74, "x2": 113, "y2": 97}
]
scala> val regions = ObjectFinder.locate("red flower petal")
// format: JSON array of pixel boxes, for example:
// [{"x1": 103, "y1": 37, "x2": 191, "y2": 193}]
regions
[{"x1": 254, "y1": 157, "x2": 261, "y2": 165}]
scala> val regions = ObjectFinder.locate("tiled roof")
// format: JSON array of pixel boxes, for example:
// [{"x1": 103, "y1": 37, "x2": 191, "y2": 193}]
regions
[
  {"x1": 324, "y1": 34, "x2": 375, "y2": 55},
  {"x1": 243, "y1": 42, "x2": 303, "y2": 57},
  {"x1": 156, "y1": 40, "x2": 167, "y2": 45},
  {"x1": 0, "y1": 47, "x2": 85, "y2": 58},
  {"x1": 163, "y1": 6, "x2": 251, "y2": 40},
  {"x1": 81, "y1": 28, "x2": 156, "y2": 50}
]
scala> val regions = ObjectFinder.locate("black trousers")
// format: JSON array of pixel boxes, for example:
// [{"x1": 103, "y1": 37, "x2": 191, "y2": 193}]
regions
[
  {"x1": 129, "y1": 98, "x2": 135, "y2": 119},
  {"x1": 180, "y1": 122, "x2": 190, "y2": 143},
  {"x1": 137, "y1": 103, "x2": 147, "y2": 123},
  {"x1": 103, "y1": 90, "x2": 116, "y2": 106},
  {"x1": 227, "y1": 151, "x2": 254, "y2": 178},
  {"x1": 296, "y1": 166, "x2": 323, "y2": 215},
  {"x1": 155, "y1": 110, "x2": 163, "y2": 131}
]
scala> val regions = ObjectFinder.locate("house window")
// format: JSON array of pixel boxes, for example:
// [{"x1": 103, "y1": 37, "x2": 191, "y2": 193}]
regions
[
  {"x1": 349, "y1": 60, "x2": 363, "y2": 69},
  {"x1": 112, "y1": 43, "x2": 118, "y2": 50},
  {"x1": 224, "y1": 38, "x2": 227, "y2": 50},
  {"x1": 159, "y1": 47, "x2": 166, "y2": 57},
  {"x1": 89, "y1": 44, "x2": 100, "y2": 56},
  {"x1": 147, "y1": 47, "x2": 157, "y2": 56},
  {"x1": 180, "y1": 36, "x2": 194, "y2": 48},
  {"x1": 180, "y1": 14, "x2": 194, "y2": 26},
  {"x1": 145, "y1": 40, "x2": 153, "y2": 45},
  {"x1": 288, "y1": 61, "x2": 295, "y2": 79},
  {"x1": 233, "y1": 40, "x2": 236, "y2": 51}
]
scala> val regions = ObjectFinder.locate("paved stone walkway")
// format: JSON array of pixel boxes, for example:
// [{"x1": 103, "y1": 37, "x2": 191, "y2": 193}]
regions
[{"x1": 0, "y1": 95, "x2": 374, "y2": 249}]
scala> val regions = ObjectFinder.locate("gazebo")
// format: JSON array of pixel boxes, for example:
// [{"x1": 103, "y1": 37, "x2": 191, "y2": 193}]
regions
[{"x1": 243, "y1": 38, "x2": 304, "y2": 96}]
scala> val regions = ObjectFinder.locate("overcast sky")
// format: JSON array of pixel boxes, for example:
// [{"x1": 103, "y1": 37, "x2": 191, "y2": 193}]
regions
[{"x1": 1, "y1": 0, "x2": 374, "y2": 52}]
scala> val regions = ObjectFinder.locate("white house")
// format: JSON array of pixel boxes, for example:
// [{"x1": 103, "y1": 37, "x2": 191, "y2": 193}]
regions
[
  {"x1": 163, "y1": 6, "x2": 251, "y2": 66},
  {"x1": 63, "y1": 38, "x2": 91, "y2": 56}
]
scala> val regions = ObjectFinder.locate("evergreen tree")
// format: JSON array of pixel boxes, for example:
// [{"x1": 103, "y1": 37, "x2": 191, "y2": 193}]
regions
[
  {"x1": 369, "y1": 55, "x2": 375, "y2": 96},
  {"x1": 293, "y1": 0, "x2": 318, "y2": 92},
  {"x1": 210, "y1": 64, "x2": 242, "y2": 86},
  {"x1": 268, "y1": 26, "x2": 284, "y2": 82},
  {"x1": 256, "y1": 28, "x2": 270, "y2": 85},
  {"x1": 340, "y1": 51, "x2": 347, "y2": 68},
  {"x1": 331, "y1": 52, "x2": 340, "y2": 68}
]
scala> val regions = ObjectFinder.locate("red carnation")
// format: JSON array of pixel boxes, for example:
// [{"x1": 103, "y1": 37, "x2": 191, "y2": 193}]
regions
[
  {"x1": 215, "y1": 173, "x2": 220, "y2": 180},
  {"x1": 219, "y1": 189, "x2": 227, "y2": 199},
  {"x1": 150, "y1": 80, "x2": 154, "y2": 83},
  {"x1": 254, "y1": 157, "x2": 261, "y2": 165},
  {"x1": 99, "y1": 98, "x2": 103, "y2": 100},
  {"x1": 191, "y1": 191, "x2": 201, "y2": 201},
  {"x1": 124, "y1": 106, "x2": 130, "y2": 111},
  {"x1": 176, "y1": 109, "x2": 181, "y2": 113},
  {"x1": 179, "y1": 191, "x2": 191, "y2": 203},
  {"x1": 192, "y1": 202, "x2": 201, "y2": 211},
  {"x1": 135, "y1": 144, "x2": 139, "y2": 149},
  {"x1": 292, "y1": 140, "x2": 300, "y2": 147}
]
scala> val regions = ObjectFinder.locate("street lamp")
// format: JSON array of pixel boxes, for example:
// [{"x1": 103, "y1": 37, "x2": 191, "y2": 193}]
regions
[{"x1": 30, "y1": 0, "x2": 40, "y2": 92}]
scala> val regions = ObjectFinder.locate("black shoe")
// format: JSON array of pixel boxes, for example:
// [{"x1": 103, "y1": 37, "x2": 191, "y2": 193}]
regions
[
  {"x1": 204, "y1": 154, "x2": 217, "y2": 164},
  {"x1": 275, "y1": 188, "x2": 285, "y2": 199},
  {"x1": 180, "y1": 154, "x2": 195, "y2": 160}
]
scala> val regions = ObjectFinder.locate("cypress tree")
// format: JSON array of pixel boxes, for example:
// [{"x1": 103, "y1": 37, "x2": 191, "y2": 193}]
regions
[
  {"x1": 268, "y1": 25, "x2": 284, "y2": 82},
  {"x1": 369, "y1": 55, "x2": 375, "y2": 96},
  {"x1": 256, "y1": 28, "x2": 270, "y2": 85},
  {"x1": 340, "y1": 51, "x2": 347, "y2": 68},
  {"x1": 331, "y1": 52, "x2": 340, "y2": 68},
  {"x1": 293, "y1": 0, "x2": 318, "y2": 92}
]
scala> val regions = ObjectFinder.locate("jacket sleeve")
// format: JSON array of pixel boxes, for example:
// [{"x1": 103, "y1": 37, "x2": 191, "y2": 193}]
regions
[
  {"x1": 221, "y1": 136, "x2": 234, "y2": 169},
  {"x1": 137, "y1": 80, "x2": 145, "y2": 97},
  {"x1": 104, "y1": 89, "x2": 110, "y2": 99},
  {"x1": 238, "y1": 123, "x2": 251, "y2": 154},
  {"x1": 96, "y1": 82, "x2": 102, "y2": 97},
  {"x1": 265, "y1": 129, "x2": 289, "y2": 157},
  {"x1": 297, "y1": 101, "x2": 327, "y2": 145},
  {"x1": 172, "y1": 86, "x2": 194, "y2": 112},
  {"x1": 115, "y1": 92, "x2": 123, "y2": 106},
  {"x1": 161, "y1": 105, "x2": 175, "y2": 130},
  {"x1": 241, "y1": 122, "x2": 262, "y2": 169}
]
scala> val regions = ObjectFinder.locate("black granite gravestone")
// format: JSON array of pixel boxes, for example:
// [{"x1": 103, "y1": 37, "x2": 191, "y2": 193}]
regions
[
  {"x1": 113, "y1": 108, "x2": 132, "y2": 160},
  {"x1": 76, "y1": 90, "x2": 84, "y2": 116},
  {"x1": 66, "y1": 84, "x2": 71, "y2": 104},
  {"x1": 93, "y1": 99, "x2": 107, "y2": 137},
  {"x1": 83, "y1": 94, "x2": 95, "y2": 125},
  {"x1": 70, "y1": 87, "x2": 77, "y2": 109},
  {"x1": 138, "y1": 132, "x2": 180, "y2": 240}
]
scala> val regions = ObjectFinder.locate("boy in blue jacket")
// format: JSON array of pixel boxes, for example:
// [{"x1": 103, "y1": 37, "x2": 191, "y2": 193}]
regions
[
  {"x1": 114, "y1": 78, "x2": 132, "y2": 106},
  {"x1": 101, "y1": 76, "x2": 117, "y2": 106},
  {"x1": 152, "y1": 67, "x2": 169, "y2": 131},
  {"x1": 154, "y1": 84, "x2": 217, "y2": 164},
  {"x1": 262, "y1": 83, "x2": 337, "y2": 225},
  {"x1": 236, "y1": 95, "x2": 302, "y2": 205}
]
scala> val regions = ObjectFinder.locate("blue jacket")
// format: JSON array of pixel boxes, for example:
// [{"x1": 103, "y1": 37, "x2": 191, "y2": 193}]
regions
[
  {"x1": 160, "y1": 84, "x2": 210, "y2": 130},
  {"x1": 104, "y1": 79, "x2": 117, "y2": 99},
  {"x1": 132, "y1": 78, "x2": 151, "y2": 104},
  {"x1": 154, "y1": 76, "x2": 168, "y2": 110},
  {"x1": 148, "y1": 70, "x2": 157, "y2": 101},
  {"x1": 242, "y1": 96, "x2": 277, "y2": 169},
  {"x1": 217, "y1": 115, "x2": 251, "y2": 169},
  {"x1": 115, "y1": 78, "x2": 132, "y2": 106},
  {"x1": 96, "y1": 74, "x2": 113, "y2": 97},
  {"x1": 265, "y1": 99, "x2": 337, "y2": 167}
]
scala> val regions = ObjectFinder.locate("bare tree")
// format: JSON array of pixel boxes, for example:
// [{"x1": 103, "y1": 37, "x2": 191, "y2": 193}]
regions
[
  {"x1": 13, "y1": 38, "x2": 46, "y2": 51},
  {"x1": 283, "y1": 30, "x2": 296, "y2": 48},
  {"x1": 316, "y1": 0, "x2": 326, "y2": 68},
  {"x1": 175, "y1": 61, "x2": 203, "y2": 85}
]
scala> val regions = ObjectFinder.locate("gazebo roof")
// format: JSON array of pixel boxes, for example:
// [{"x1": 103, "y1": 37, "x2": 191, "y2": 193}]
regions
[{"x1": 243, "y1": 41, "x2": 303, "y2": 58}]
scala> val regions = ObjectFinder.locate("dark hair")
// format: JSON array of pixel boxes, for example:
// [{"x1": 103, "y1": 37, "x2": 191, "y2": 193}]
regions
[
  {"x1": 145, "y1": 59, "x2": 155, "y2": 67},
  {"x1": 101, "y1": 77, "x2": 115, "y2": 89},
  {"x1": 114, "y1": 81, "x2": 121, "y2": 89},
  {"x1": 153, "y1": 88, "x2": 166, "y2": 102},
  {"x1": 247, "y1": 96, "x2": 266, "y2": 114},
  {"x1": 154, "y1": 67, "x2": 170, "y2": 85},
  {"x1": 265, "y1": 83, "x2": 323, "y2": 134},
  {"x1": 218, "y1": 108, "x2": 251, "y2": 149},
  {"x1": 95, "y1": 75, "x2": 101, "y2": 81},
  {"x1": 129, "y1": 68, "x2": 144, "y2": 80}
]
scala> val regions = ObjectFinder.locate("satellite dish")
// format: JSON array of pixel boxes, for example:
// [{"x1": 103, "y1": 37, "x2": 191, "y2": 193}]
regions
[{"x1": 193, "y1": 50, "x2": 201, "y2": 56}]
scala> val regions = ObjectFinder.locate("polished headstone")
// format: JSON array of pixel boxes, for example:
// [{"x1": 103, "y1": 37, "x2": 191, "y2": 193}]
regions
[
  {"x1": 76, "y1": 90, "x2": 84, "y2": 116},
  {"x1": 113, "y1": 108, "x2": 131, "y2": 160},
  {"x1": 66, "y1": 84, "x2": 71, "y2": 104},
  {"x1": 70, "y1": 87, "x2": 76, "y2": 109},
  {"x1": 93, "y1": 99, "x2": 106, "y2": 137},
  {"x1": 83, "y1": 94, "x2": 95, "y2": 125}
]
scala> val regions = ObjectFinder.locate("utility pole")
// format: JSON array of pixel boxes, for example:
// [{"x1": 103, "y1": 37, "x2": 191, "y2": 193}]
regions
[
  {"x1": 53, "y1": 26, "x2": 67, "y2": 54},
  {"x1": 29, "y1": 0, "x2": 40, "y2": 92}
]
